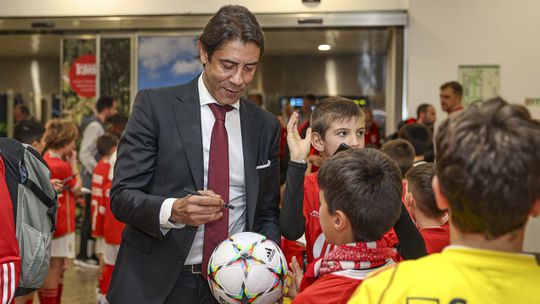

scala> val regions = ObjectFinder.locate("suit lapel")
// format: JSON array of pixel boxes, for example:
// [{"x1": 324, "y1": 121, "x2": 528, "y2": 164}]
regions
[
  {"x1": 172, "y1": 78, "x2": 204, "y2": 190},
  {"x1": 240, "y1": 100, "x2": 261, "y2": 230}
]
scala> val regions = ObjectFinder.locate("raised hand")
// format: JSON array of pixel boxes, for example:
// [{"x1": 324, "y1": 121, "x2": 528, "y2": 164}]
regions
[{"x1": 287, "y1": 112, "x2": 312, "y2": 162}]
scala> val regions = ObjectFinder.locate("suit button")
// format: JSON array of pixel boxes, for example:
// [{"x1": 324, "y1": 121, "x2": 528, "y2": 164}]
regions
[{"x1": 177, "y1": 257, "x2": 185, "y2": 264}]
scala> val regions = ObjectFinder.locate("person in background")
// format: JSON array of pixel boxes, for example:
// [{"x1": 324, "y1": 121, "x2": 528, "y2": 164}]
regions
[
  {"x1": 13, "y1": 119, "x2": 46, "y2": 154},
  {"x1": 439, "y1": 81, "x2": 464, "y2": 115},
  {"x1": 77, "y1": 96, "x2": 118, "y2": 267},
  {"x1": 416, "y1": 103, "x2": 436, "y2": 130},
  {"x1": 405, "y1": 163, "x2": 449, "y2": 254},
  {"x1": 40, "y1": 119, "x2": 81, "y2": 304},
  {"x1": 108, "y1": 114, "x2": 128, "y2": 138},
  {"x1": 90, "y1": 134, "x2": 119, "y2": 304},
  {"x1": 14, "y1": 104, "x2": 32, "y2": 124},
  {"x1": 398, "y1": 123, "x2": 432, "y2": 165},
  {"x1": 381, "y1": 139, "x2": 415, "y2": 179},
  {"x1": 349, "y1": 97, "x2": 540, "y2": 303},
  {"x1": 363, "y1": 107, "x2": 380, "y2": 148}
]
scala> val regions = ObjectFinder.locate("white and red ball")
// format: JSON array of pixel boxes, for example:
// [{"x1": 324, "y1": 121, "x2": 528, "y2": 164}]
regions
[{"x1": 207, "y1": 232, "x2": 288, "y2": 304}]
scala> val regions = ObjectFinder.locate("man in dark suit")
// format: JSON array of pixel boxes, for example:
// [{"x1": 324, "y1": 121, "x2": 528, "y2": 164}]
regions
[{"x1": 108, "y1": 5, "x2": 281, "y2": 304}]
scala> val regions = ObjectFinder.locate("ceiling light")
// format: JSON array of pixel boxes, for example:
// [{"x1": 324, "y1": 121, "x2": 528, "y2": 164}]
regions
[{"x1": 318, "y1": 44, "x2": 331, "y2": 51}]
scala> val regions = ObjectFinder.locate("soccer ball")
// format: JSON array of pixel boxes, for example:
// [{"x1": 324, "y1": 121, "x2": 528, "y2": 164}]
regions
[{"x1": 207, "y1": 232, "x2": 288, "y2": 304}]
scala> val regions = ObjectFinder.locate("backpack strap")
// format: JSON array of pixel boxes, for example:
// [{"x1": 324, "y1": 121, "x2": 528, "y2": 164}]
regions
[
  {"x1": 22, "y1": 168, "x2": 57, "y2": 233},
  {"x1": 24, "y1": 179, "x2": 54, "y2": 208}
]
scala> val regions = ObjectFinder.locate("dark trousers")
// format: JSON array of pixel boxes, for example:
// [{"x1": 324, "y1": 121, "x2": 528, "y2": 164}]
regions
[
  {"x1": 164, "y1": 272, "x2": 218, "y2": 304},
  {"x1": 77, "y1": 193, "x2": 94, "y2": 259}
]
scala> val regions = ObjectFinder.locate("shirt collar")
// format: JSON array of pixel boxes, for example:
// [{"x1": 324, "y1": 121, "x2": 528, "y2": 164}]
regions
[{"x1": 197, "y1": 73, "x2": 240, "y2": 110}]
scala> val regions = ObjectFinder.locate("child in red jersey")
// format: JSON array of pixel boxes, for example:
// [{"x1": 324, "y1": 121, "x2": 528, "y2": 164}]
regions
[
  {"x1": 280, "y1": 98, "x2": 426, "y2": 267},
  {"x1": 40, "y1": 119, "x2": 81, "y2": 304},
  {"x1": 281, "y1": 97, "x2": 367, "y2": 263},
  {"x1": 99, "y1": 149, "x2": 125, "y2": 300},
  {"x1": 290, "y1": 149, "x2": 403, "y2": 303},
  {"x1": 405, "y1": 163, "x2": 449, "y2": 254},
  {"x1": 0, "y1": 154, "x2": 21, "y2": 304},
  {"x1": 91, "y1": 134, "x2": 119, "y2": 303}
]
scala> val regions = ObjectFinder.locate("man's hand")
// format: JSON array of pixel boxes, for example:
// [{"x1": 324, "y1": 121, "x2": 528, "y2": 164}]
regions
[
  {"x1": 169, "y1": 190, "x2": 224, "y2": 226},
  {"x1": 287, "y1": 112, "x2": 312, "y2": 162}
]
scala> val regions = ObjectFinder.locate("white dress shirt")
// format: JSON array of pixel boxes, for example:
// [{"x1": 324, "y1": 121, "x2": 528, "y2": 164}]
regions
[{"x1": 158, "y1": 74, "x2": 247, "y2": 265}]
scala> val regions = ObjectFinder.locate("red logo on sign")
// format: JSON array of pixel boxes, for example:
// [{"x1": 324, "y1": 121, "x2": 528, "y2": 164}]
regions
[{"x1": 69, "y1": 54, "x2": 96, "y2": 98}]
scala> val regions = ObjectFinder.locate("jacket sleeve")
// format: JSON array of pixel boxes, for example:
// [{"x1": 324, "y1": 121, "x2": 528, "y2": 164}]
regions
[
  {"x1": 279, "y1": 161, "x2": 307, "y2": 240},
  {"x1": 253, "y1": 117, "x2": 282, "y2": 245},
  {"x1": 110, "y1": 90, "x2": 166, "y2": 240}
]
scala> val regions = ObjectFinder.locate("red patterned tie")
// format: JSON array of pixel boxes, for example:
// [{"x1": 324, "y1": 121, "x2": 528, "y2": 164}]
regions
[{"x1": 202, "y1": 103, "x2": 234, "y2": 278}]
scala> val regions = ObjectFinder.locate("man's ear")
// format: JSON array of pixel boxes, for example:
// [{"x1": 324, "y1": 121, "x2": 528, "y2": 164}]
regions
[
  {"x1": 198, "y1": 40, "x2": 209, "y2": 65},
  {"x1": 311, "y1": 132, "x2": 324, "y2": 153},
  {"x1": 432, "y1": 176, "x2": 449, "y2": 211},
  {"x1": 530, "y1": 199, "x2": 540, "y2": 217}
]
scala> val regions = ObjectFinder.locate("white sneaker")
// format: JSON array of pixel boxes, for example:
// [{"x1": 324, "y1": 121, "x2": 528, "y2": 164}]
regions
[{"x1": 73, "y1": 258, "x2": 100, "y2": 269}]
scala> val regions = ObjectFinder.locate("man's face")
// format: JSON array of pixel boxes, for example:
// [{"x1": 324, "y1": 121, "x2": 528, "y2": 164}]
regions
[
  {"x1": 200, "y1": 39, "x2": 260, "y2": 105},
  {"x1": 440, "y1": 87, "x2": 462, "y2": 113},
  {"x1": 107, "y1": 102, "x2": 119, "y2": 118},
  {"x1": 317, "y1": 116, "x2": 366, "y2": 158}
]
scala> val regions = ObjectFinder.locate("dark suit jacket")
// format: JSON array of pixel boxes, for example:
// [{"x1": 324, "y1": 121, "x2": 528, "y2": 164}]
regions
[{"x1": 107, "y1": 77, "x2": 281, "y2": 304}]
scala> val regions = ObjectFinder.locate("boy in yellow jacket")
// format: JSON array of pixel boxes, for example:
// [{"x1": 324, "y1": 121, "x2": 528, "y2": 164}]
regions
[{"x1": 349, "y1": 97, "x2": 540, "y2": 303}]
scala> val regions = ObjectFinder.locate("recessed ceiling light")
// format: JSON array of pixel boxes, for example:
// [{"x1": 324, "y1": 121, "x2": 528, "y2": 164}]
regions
[{"x1": 318, "y1": 44, "x2": 331, "y2": 51}]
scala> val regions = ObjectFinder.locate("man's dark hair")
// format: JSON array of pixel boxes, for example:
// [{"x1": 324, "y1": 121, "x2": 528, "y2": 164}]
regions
[
  {"x1": 97, "y1": 133, "x2": 119, "y2": 157},
  {"x1": 440, "y1": 81, "x2": 463, "y2": 96},
  {"x1": 398, "y1": 123, "x2": 432, "y2": 156},
  {"x1": 96, "y1": 96, "x2": 115, "y2": 113},
  {"x1": 381, "y1": 139, "x2": 415, "y2": 178},
  {"x1": 15, "y1": 104, "x2": 30, "y2": 115},
  {"x1": 199, "y1": 5, "x2": 264, "y2": 61},
  {"x1": 318, "y1": 148, "x2": 402, "y2": 242},
  {"x1": 406, "y1": 163, "x2": 443, "y2": 218},
  {"x1": 13, "y1": 119, "x2": 45, "y2": 144},
  {"x1": 416, "y1": 104, "x2": 432, "y2": 117},
  {"x1": 436, "y1": 97, "x2": 540, "y2": 239},
  {"x1": 310, "y1": 97, "x2": 364, "y2": 140}
]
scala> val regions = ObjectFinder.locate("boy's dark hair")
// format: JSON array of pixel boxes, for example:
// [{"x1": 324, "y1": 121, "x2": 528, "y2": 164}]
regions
[
  {"x1": 14, "y1": 119, "x2": 45, "y2": 145},
  {"x1": 318, "y1": 148, "x2": 402, "y2": 242},
  {"x1": 97, "y1": 133, "x2": 119, "y2": 157},
  {"x1": 199, "y1": 5, "x2": 264, "y2": 61},
  {"x1": 436, "y1": 97, "x2": 540, "y2": 239},
  {"x1": 440, "y1": 81, "x2": 463, "y2": 96},
  {"x1": 310, "y1": 97, "x2": 365, "y2": 140},
  {"x1": 406, "y1": 163, "x2": 443, "y2": 218},
  {"x1": 96, "y1": 96, "x2": 115, "y2": 113},
  {"x1": 381, "y1": 139, "x2": 415, "y2": 178},
  {"x1": 398, "y1": 123, "x2": 432, "y2": 156}
]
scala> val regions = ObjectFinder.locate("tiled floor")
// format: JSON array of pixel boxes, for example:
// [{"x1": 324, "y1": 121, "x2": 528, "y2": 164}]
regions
[{"x1": 30, "y1": 262, "x2": 100, "y2": 304}]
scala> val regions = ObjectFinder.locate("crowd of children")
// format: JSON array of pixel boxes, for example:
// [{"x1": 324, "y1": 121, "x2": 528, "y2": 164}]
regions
[
  {"x1": 2, "y1": 91, "x2": 540, "y2": 303},
  {"x1": 2, "y1": 104, "x2": 127, "y2": 303}
]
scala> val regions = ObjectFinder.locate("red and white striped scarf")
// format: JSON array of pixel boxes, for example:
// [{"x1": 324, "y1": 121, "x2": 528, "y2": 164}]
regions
[{"x1": 318, "y1": 239, "x2": 397, "y2": 277}]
